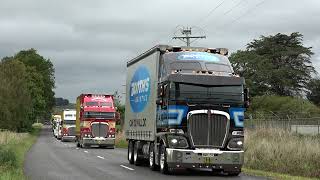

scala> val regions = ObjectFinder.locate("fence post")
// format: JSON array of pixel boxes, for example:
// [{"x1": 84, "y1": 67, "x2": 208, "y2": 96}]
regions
[{"x1": 318, "y1": 119, "x2": 320, "y2": 135}]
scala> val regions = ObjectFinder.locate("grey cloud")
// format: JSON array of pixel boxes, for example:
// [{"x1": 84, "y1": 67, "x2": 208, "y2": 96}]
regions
[{"x1": 1, "y1": 0, "x2": 320, "y2": 102}]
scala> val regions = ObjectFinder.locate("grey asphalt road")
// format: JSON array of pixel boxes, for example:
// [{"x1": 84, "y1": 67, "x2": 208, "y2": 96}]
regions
[{"x1": 24, "y1": 126, "x2": 267, "y2": 180}]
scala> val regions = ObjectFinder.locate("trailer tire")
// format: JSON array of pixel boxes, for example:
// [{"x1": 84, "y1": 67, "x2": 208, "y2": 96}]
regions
[
  {"x1": 128, "y1": 140, "x2": 134, "y2": 164},
  {"x1": 159, "y1": 145, "x2": 171, "y2": 174},
  {"x1": 133, "y1": 142, "x2": 142, "y2": 166},
  {"x1": 149, "y1": 143, "x2": 158, "y2": 171}
]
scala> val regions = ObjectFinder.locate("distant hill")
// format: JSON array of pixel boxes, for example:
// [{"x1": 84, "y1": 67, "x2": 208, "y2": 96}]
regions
[
  {"x1": 53, "y1": 97, "x2": 75, "y2": 115},
  {"x1": 55, "y1": 97, "x2": 69, "y2": 106}
]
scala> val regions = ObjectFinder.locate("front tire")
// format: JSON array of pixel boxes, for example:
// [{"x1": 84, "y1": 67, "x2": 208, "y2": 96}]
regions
[
  {"x1": 159, "y1": 145, "x2": 170, "y2": 174},
  {"x1": 128, "y1": 140, "x2": 134, "y2": 164},
  {"x1": 149, "y1": 143, "x2": 158, "y2": 171}
]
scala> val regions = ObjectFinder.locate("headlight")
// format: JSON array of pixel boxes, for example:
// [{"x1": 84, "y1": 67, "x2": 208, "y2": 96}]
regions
[
  {"x1": 227, "y1": 137, "x2": 244, "y2": 150},
  {"x1": 167, "y1": 136, "x2": 188, "y2": 148}
]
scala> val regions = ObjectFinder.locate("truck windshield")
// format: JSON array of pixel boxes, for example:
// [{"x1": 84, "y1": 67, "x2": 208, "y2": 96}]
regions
[
  {"x1": 100, "y1": 102, "x2": 112, "y2": 107},
  {"x1": 83, "y1": 112, "x2": 115, "y2": 119},
  {"x1": 170, "y1": 83, "x2": 244, "y2": 105},
  {"x1": 85, "y1": 102, "x2": 99, "y2": 106},
  {"x1": 63, "y1": 120, "x2": 75, "y2": 125},
  {"x1": 205, "y1": 63, "x2": 232, "y2": 72}
]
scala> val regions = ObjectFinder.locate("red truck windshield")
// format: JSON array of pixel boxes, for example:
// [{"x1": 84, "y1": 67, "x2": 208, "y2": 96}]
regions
[
  {"x1": 85, "y1": 102, "x2": 113, "y2": 107},
  {"x1": 83, "y1": 112, "x2": 115, "y2": 119}
]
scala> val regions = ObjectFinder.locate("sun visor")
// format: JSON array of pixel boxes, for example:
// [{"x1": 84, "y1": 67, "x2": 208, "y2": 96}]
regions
[{"x1": 166, "y1": 74, "x2": 245, "y2": 86}]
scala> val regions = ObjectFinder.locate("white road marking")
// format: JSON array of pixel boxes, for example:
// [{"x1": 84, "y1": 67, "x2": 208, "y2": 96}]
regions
[
  {"x1": 120, "y1": 165, "x2": 134, "y2": 171},
  {"x1": 97, "y1": 156, "x2": 105, "y2": 159},
  {"x1": 76, "y1": 148, "x2": 79, "y2": 150},
  {"x1": 84, "y1": 151, "x2": 89, "y2": 153}
]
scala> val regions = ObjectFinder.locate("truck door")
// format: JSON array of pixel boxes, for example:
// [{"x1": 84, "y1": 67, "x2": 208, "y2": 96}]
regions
[{"x1": 156, "y1": 83, "x2": 169, "y2": 128}]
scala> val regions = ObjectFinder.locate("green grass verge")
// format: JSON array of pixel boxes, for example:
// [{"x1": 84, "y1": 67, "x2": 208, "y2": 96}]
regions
[
  {"x1": 0, "y1": 126, "x2": 41, "y2": 180},
  {"x1": 243, "y1": 168, "x2": 320, "y2": 180},
  {"x1": 115, "y1": 131, "x2": 128, "y2": 148},
  {"x1": 245, "y1": 128, "x2": 320, "y2": 178}
]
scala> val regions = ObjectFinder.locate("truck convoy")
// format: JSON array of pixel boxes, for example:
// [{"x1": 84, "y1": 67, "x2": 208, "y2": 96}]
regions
[
  {"x1": 61, "y1": 109, "x2": 77, "y2": 142},
  {"x1": 125, "y1": 45, "x2": 249, "y2": 175},
  {"x1": 52, "y1": 115, "x2": 62, "y2": 139},
  {"x1": 75, "y1": 94, "x2": 119, "y2": 148}
]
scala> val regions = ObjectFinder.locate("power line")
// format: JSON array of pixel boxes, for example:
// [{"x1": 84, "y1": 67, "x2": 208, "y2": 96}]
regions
[
  {"x1": 201, "y1": 0, "x2": 245, "y2": 29},
  {"x1": 205, "y1": 0, "x2": 267, "y2": 35},
  {"x1": 196, "y1": 0, "x2": 229, "y2": 26},
  {"x1": 223, "y1": 0, "x2": 244, "y2": 16},
  {"x1": 223, "y1": 0, "x2": 267, "y2": 28}
]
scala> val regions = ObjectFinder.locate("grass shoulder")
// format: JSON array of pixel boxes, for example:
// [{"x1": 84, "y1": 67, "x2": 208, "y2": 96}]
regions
[
  {"x1": 243, "y1": 168, "x2": 320, "y2": 180},
  {"x1": 0, "y1": 124, "x2": 42, "y2": 180}
]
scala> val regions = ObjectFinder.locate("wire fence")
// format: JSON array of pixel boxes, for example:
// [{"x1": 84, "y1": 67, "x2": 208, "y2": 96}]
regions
[{"x1": 245, "y1": 112, "x2": 320, "y2": 136}]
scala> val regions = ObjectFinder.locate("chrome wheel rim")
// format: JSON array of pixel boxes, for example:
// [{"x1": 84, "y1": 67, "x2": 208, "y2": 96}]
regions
[
  {"x1": 134, "y1": 146, "x2": 138, "y2": 162},
  {"x1": 149, "y1": 147, "x2": 154, "y2": 167},
  {"x1": 160, "y1": 151, "x2": 164, "y2": 170},
  {"x1": 128, "y1": 143, "x2": 132, "y2": 160}
]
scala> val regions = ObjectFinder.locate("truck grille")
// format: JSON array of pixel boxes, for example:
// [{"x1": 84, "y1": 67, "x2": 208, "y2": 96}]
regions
[
  {"x1": 68, "y1": 127, "x2": 76, "y2": 136},
  {"x1": 91, "y1": 123, "x2": 108, "y2": 138},
  {"x1": 189, "y1": 112, "x2": 229, "y2": 147}
]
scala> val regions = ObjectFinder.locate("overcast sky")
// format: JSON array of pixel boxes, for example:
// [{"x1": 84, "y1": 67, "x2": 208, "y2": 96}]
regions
[{"x1": 1, "y1": 0, "x2": 319, "y2": 102}]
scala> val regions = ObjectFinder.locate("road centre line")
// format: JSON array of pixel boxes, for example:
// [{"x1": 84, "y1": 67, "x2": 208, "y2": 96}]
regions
[
  {"x1": 120, "y1": 165, "x2": 134, "y2": 171},
  {"x1": 84, "y1": 150, "x2": 89, "y2": 153},
  {"x1": 97, "y1": 156, "x2": 105, "y2": 159}
]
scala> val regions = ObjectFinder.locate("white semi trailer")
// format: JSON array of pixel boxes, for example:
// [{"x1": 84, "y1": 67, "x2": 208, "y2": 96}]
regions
[
  {"x1": 53, "y1": 115, "x2": 62, "y2": 139},
  {"x1": 125, "y1": 45, "x2": 249, "y2": 175}
]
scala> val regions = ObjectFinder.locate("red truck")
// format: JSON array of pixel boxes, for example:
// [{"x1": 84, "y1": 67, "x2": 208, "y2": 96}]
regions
[{"x1": 75, "y1": 94, "x2": 119, "y2": 148}]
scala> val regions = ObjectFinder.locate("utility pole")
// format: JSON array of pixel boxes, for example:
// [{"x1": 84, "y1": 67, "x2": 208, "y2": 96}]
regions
[{"x1": 172, "y1": 27, "x2": 206, "y2": 47}]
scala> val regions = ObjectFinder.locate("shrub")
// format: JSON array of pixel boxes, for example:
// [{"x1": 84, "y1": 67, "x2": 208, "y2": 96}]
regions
[
  {"x1": 31, "y1": 123, "x2": 43, "y2": 130},
  {"x1": 248, "y1": 95, "x2": 320, "y2": 117}
]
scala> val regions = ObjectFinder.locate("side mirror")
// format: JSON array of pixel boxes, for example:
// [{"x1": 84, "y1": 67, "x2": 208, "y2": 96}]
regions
[
  {"x1": 158, "y1": 84, "x2": 164, "y2": 97},
  {"x1": 115, "y1": 112, "x2": 120, "y2": 121},
  {"x1": 244, "y1": 88, "x2": 250, "y2": 108}
]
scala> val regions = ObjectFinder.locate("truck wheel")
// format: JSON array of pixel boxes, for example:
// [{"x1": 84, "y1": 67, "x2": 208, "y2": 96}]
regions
[
  {"x1": 149, "y1": 143, "x2": 158, "y2": 171},
  {"x1": 128, "y1": 140, "x2": 134, "y2": 164},
  {"x1": 159, "y1": 145, "x2": 170, "y2": 174},
  {"x1": 133, "y1": 142, "x2": 141, "y2": 166}
]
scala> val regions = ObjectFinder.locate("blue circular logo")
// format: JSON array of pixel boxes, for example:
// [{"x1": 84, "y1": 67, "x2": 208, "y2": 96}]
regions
[{"x1": 130, "y1": 66, "x2": 151, "y2": 113}]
